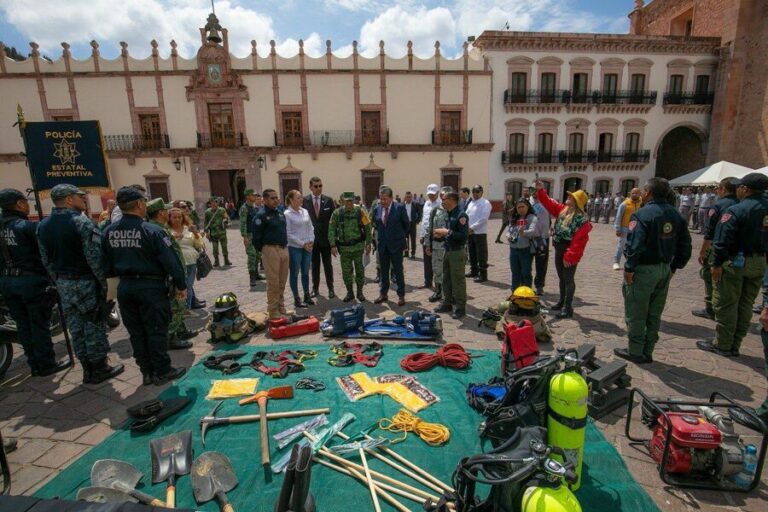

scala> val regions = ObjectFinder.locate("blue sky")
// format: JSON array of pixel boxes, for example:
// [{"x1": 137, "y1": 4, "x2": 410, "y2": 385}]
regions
[{"x1": 0, "y1": 0, "x2": 631, "y2": 60}]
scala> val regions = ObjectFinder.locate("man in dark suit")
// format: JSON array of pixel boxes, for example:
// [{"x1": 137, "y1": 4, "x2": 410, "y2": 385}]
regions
[
  {"x1": 303, "y1": 176, "x2": 336, "y2": 299},
  {"x1": 372, "y1": 186, "x2": 410, "y2": 306},
  {"x1": 402, "y1": 191, "x2": 422, "y2": 259}
]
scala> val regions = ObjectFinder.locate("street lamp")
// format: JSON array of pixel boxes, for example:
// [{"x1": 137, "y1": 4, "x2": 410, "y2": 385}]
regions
[
  {"x1": 257, "y1": 155, "x2": 267, "y2": 171},
  {"x1": 172, "y1": 157, "x2": 187, "y2": 173}
]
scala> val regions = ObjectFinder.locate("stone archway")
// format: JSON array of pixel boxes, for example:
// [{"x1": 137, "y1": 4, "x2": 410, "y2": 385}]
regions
[{"x1": 655, "y1": 125, "x2": 706, "y2": 181}]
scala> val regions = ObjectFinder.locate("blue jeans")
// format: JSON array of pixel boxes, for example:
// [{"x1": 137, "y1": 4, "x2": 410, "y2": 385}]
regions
[
  {"x1": 289, "y1": 246, "x2": 312, "y2": 298},
  {"x1": 185, "y1": 264, "x2": 197, "y2": 308},
  {"x1": 510, "y1": 247, "x2": 533, "y2": 290},
  {"x1": 614, "y1": 227, "x2": 629, "y2": 265}
]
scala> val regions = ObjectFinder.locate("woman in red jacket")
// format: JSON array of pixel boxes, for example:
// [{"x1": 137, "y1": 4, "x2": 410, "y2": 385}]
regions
[{"x1": 534, "y1": 180, "x2": 592, "y2": 318}]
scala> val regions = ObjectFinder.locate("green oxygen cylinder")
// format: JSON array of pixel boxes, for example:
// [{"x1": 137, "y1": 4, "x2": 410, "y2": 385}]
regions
[
  {"x1": 547, "y1": 370, "x2": 589, "y2": 491},
  {"x1": 521, "y1": 484, "x2": 583, "y2": 512}
]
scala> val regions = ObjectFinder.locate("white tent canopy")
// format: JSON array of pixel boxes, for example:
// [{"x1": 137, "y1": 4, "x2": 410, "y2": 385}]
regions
[{"x1": 669, "y1": 160, "x2": 755, "y2": 186}]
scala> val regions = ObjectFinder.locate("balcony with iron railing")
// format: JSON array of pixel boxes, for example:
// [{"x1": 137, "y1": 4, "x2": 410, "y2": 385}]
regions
[
  {"x1": 594, "y1": 149, "x2": 651, "y2": 164},
  {"x1": 197, "y1": 132, "x2": 246, "y2": 149},
  {"x1": 663, "y1": 91, "x2": 715, "y2": 105},
  {"x1": 307, "y1": 130, "x2": 390, "y2": 146},
  {"x1": 504, "y1": 89, "x2": 569, "y2": 105},
  {"x1": 501, "y1": 150, "x2": 560, "y2": 165},
  {"x1": 104, "y1": 134, "x2": 170, "y2": 151},
  {"x1": 431, "y1": 129, "x2": 473, "y2": 145}
]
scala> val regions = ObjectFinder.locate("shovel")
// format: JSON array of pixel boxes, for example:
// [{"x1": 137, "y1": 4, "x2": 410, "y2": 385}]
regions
[
  {"x1": 77, "y1": 486, "x2": 138, "y2": 503},
  {"x1": 150, "y1": 430, "x2": 193, "y2": 508},
  {"x1": 91, "y1": 459, "x2": 166, "y2": 507},
  {"x1": 192, "y1": 451, "x2": 239, "y2": 512},
  {"x1": 239, "y1": 385, "x2": 293, "y2": 466}
]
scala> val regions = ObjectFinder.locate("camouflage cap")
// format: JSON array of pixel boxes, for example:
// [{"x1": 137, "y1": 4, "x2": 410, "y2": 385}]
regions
[
  {"x1": 146, "y1": 198, "x2": 171, "y2": 215},
  {"x1": 50, "y1": 183, "x2": 86, "y2": 200},
  {"x1": 244, "y1": 189, "x2": 255, "y2": 196},
  {"x1": 342, "y1": 192, "x2": 355, "y2": 201},
  {"x1": 0, "y1": 188, "x2": 26, "y2": 206},
  {"x1": 209, "y1": 196, "x2": 220, "y2": 203}
]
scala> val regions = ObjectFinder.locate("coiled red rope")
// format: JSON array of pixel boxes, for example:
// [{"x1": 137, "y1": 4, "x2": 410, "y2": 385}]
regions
[{"x1": 400, "y1": 343, "x2": 472, "y2": 372}]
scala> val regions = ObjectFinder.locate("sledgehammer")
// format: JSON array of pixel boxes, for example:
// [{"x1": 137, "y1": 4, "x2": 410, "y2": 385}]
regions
[{"x1": 239, "y1": 385, "x2": 294, "y2": 466}]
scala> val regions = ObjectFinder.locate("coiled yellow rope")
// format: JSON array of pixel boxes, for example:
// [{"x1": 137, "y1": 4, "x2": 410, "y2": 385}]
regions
[{"x1": 378, "y1": 409, "x2": 450, "y2": 446}]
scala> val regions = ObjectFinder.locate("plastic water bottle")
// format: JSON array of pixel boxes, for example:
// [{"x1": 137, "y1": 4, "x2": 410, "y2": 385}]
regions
[{"x1": 731, "y1": 444, "x2": 757, "y2": 488}]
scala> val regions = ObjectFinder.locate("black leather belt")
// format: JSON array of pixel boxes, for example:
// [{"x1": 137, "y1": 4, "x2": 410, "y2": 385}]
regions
[
  {"x1": 57, "y1": 273, "x2": 94, "y2": 280},
  {"x1": 120, "y1": 274, "x2": 165, "y2": 280}
]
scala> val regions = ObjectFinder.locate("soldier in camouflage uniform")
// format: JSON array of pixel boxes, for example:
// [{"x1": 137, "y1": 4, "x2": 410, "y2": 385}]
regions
[
  {"x1": 426, "y1": 186, "x2": 452, "y2": 302},
  {"x1": 146, "y1": 198, "x2": 194, "y2": 349},
  {"x1": 238, "y1": 189, "x2": 264, "y2": 287},
  {"x1": 329, "y1": 192, "x2": 372, "y2": 302},
  {"x1": 37, "y1": 184, "x2": 124, "y2": 384},
  {"x1": 205, "y1": 197, "x2": 231, "y2": 267}
]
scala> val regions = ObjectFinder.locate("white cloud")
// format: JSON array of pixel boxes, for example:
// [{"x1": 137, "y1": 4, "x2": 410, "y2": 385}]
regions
[
  {"x1": 324, "y1": 0, "x2": 377, "y2": 11},
  {"x1": 276, "y1": 32, "x2": 325, "y2": 58},
  {"x1": 357, "y1": 4, "x2": 456, "y2": 58}
]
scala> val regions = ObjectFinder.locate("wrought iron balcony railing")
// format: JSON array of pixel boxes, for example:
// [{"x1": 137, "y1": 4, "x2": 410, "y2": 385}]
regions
[
  {"x1": 104, "y1": 134, "x2": 169, "y2": 151},
  {"x1": 596, "y1": 90, "x2": 658, "y2": 105},
  {"x1": 594, "y1": 149, "x2": 651, "y2": 163},
  {"x1": 663, "y1": 91, "x2": 715, "y2": 105},
  {"x1": 310, "y1": 130, "x2": 355, "y2": 146},
  {"x1": 197, "y1": 132, "x2": 245, "y2": 149},
  {"x1": 504, "y1": 89, "x2": 569, "y2": 105},
  {"x1": 501, "y1": 150, "x2": 560, "y2": 165},
  {"x1": 432, "y1": 129, "x2": 473, "y2": 145}
]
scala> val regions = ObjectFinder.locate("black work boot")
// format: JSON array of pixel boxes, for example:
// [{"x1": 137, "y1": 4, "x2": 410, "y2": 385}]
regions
[
  {"x1": 303, "y1": 293, "x2": 315, "y2": 306},
  {"x1": 36, "y1": 360, "x2": 70, "y2": 377},
  {"x1": 89, "y1": 358, "x2": 125, "y2": 384},
  {"x1": 81, "y1": 360, "x2": 93, "y2": 385},
  {"x1": 224, "y1": 256, "x2": 232, "y2": 266},
  {"x1": 141, "y1": 372, "x2": 154, "y2": 386},
  {"x1": 328, "y1": 288, "x2": 336, "y2": 299},
  {"x1": 213, "y1": 256, "x2": 220, "y2": 267},
  {"x1": 428, "y1": 284, "x2": 442, "y2": 303},
  {"x1": 253, "y1": 272, "x2": 264, "y2": 281},
  {"x1": 435, "y1": 303, "x2": 453, "y2": 313},
  {"x1": 249, "y1": 271, "x2": 257, "y2": 287},
  {"x1": 474, "y1": 271, "x2": 488, "y2": 283},
  {"x1": 153, "y1": 367, "x2": 186, "y2": 386},
  {"x1": 342, "y1": 287, "x2": 355, "y2": 302},
  {"x1": 168, "y1": 335, "x2": 192, "y2": 350},
  {"x1": 356, "y1": 285, "x2": 366, "y2": 302}
]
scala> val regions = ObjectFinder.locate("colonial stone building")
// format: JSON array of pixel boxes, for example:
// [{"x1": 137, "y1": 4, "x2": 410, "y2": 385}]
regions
[
  {"x1": 0, "y1": 13, "x2": 491, "y2": 215},
  {"x1": 474, "y1": 29, "x2": 720, "y2": 202}
]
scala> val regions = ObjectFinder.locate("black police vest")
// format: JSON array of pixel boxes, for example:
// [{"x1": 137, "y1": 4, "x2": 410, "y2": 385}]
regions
[
  {"x1": 0, "y1": 213, "x2": 47, "y2": 274},
  {"x1": 104, "y1": 216, "x2": 165, "y2": 278},
  {"x1": 37, "y1": 210, "x2": 92, "y2": 276}
]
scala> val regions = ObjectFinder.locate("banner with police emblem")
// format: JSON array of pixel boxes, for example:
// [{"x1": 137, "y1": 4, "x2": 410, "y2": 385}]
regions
[{"x1": 23, "y1": 121, "x2": 111, "y2": 192}]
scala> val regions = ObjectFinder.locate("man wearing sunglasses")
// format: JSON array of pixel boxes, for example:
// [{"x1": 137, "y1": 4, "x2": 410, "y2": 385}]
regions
[{"x1": 303, "y1": 177, "x2": 336, "y2": 299}]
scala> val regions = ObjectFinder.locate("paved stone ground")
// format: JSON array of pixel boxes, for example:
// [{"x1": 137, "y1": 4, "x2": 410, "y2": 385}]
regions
[{"x1": 1, "y1": 219, "x2": 766, "y2": 510}]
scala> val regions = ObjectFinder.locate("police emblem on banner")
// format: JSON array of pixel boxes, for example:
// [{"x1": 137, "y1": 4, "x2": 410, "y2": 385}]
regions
[{"x1": 23, "y1": 121, "x2": 110, "y2": 192}]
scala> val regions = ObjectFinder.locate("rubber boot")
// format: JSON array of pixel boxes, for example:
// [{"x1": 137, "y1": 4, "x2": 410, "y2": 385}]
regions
[
  {"x1": 89, "y1": 358, "x2": 125, "y2": 384},
  {"x1": 81, "y1": 360, "x2": 93, "y2": 385},
  {"x1": 275, "y1": 445, "x2": 298, "y2": 512},
  {"x1": 428, "y1": 284, "x2": 442, "y2": 303},
  {"x1": 342, "y1": 286, "x2": 355, "y2": 302},
  {"x1": 356, "y1": 284, "x2": 366, "y2": 303},
  {"x1": 291, "y1": 445, "x2": 315, "y2": 512}
]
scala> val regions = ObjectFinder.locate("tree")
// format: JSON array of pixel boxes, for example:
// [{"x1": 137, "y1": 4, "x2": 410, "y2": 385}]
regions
[{"x1": 4, "y1": 46, "x2": 26, "y2": 61}]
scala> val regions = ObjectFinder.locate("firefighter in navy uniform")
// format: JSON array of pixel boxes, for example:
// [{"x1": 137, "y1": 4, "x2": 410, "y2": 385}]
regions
[
  {"x1": 37, "y1": 184, "x2": 124, "y2": 384},
  {"x1": 615, "y1": 177, "x2": 692, "y2": 364},
  {"x1": 0, "y1": 188, "x2": 68, "y2": 376},
  {"x1": 698, "y1": 172, "x2": 768, "y2": 357},
  {"x1": 433, "y1": 190, "x2": 469, "y2": 319},
  {"x1": 102, "y1": 186, "x2": 188, "y2": 386},
  {"x1": 692, "y1": 177, "x2": 740, "y2": 320}
]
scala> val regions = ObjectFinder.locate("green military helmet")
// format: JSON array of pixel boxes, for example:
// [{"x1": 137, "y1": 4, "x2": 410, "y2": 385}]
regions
[{"x1": 213, "y1": 292, "x2": 239, "y2": 313}]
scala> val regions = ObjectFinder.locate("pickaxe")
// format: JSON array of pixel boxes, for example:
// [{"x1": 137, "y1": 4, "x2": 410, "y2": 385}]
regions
[
  {"x1": 200, "y1": 402, "x2": 330, "y2": 447},
  {"x1": 239, "y1": 385, "x2": 294, "y2": 466}
]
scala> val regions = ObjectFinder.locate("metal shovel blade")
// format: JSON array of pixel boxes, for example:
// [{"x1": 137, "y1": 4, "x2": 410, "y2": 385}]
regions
[
  {"x1": 77, "y1": 486, "x2": 138, "y2": 503},
  {"x1": 91, "y1": 459, "x2": 142, "y2": 491},
  {"x1": 191, "y1": 451, "x2": 238, "y2": 505},
  {"x1": 150, "y1": 430, "x2": 193, "y2": 484}
]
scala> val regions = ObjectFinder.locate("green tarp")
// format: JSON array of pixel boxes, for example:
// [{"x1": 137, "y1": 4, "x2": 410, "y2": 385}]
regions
[{"x1": 35, "y1": 344, "x2": 659, "y2": 511}]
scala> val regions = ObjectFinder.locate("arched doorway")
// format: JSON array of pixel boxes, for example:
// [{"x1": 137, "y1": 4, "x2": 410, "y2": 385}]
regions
[
  {"x1": 562, "y1": 177, "x2": 582, "y2": 202},
  {"x1": 656, "y1": 126, "x2": 705, "y2": 181}
]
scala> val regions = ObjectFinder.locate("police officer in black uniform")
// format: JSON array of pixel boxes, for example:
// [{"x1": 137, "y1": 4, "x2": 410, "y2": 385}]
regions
[
  {"x1": 0, "y1": 189, "x2": 68, "y2": 376},
  {"x1": 698, "y1": 172, "x2": 768, "y2": 357},
  {"x1": 433, "y1": 190, "x2": 469, "y2": 319},
  {"x1": 102, "y1": 187, "x2": 187, "y2": 385},
  {"x1": 615, "y1": 177, "x2": 692, "y2": 364},
  {"x1": 692, "y1": 177, "x2": 739, "y2": 320}
]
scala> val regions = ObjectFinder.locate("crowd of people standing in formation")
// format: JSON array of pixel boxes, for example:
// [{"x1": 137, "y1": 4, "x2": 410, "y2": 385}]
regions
[{"x1": 1, "y1": 171, "x2": 767, "y2": 425}]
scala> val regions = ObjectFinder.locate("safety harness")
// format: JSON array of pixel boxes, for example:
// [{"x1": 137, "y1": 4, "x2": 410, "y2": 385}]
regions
[
  {"x1": 249, "y1": 350, "x2": 318, "y2": 378},
  {"x1": 327, "y1": 342, "x2": 383, "y2": 367}
]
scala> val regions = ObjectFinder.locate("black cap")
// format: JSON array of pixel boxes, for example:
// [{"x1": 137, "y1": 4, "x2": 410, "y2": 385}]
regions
[
  {"x1": 116, "y1": 186, "x2": 147, "y2": 203},
  {"x1": 739, "y1": 173, "x2": 768, "y2": 191},
  {"x1": 0, "y1": 188, "x2": 26, "y2": 206}
]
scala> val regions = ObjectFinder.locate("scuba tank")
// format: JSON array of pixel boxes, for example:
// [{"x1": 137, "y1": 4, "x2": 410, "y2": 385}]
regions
[
  {"x1": 547, "y1": 357, "x2": 588, "y2": 491},
  {"x1": 521, "y1": 485, "x2": 583, "y2": 512}
]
